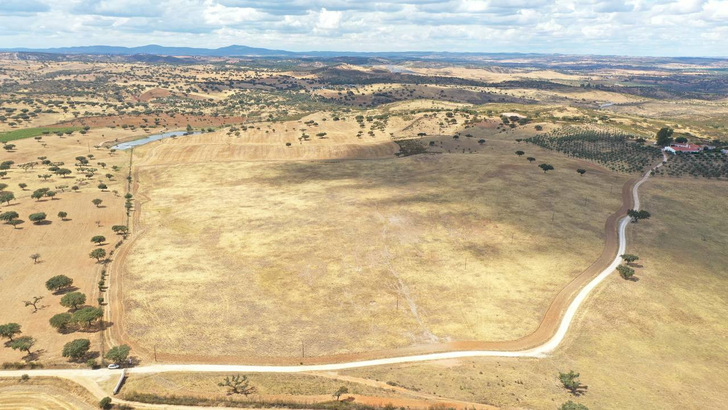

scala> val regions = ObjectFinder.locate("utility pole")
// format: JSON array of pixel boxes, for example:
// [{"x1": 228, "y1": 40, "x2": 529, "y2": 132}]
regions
[{"x1": 301, "y1": 340, "x2": 305, "y2": 358}]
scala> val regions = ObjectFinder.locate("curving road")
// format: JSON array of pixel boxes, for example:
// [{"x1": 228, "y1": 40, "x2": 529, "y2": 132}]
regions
[{"x1": 0, "y1": 154, "x2": 667, "y2": 394}]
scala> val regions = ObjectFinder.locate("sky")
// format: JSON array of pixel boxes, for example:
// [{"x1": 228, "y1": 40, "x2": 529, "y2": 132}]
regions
[{"x1": 0, "y1": 0, "x2": 726, "y2": 57}]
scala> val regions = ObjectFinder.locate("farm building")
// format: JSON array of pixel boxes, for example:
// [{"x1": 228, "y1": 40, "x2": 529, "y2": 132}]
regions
[{"x1": 664, "y1": 143, "x2": 702, "y2": 154}]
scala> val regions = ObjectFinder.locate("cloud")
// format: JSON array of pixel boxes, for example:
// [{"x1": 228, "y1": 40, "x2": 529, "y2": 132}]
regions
[
  {"x1": 0, "y1": 0, "x2": 49, "y2": 14},
  {"x1": 0, "y1": 0, "x2": 725, "y2": 56}
]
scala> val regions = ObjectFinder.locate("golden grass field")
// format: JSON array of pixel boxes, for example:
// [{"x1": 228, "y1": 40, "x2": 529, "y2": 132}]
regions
[
  {"x1": 0, "y1": 129, "x2": 130, "y2": 364},
  {"x1": 341, "y1": 177, "x2": 728, "y2": 409},
  {"x1": 0, "y1": 377, "x2": 97, "y2": 409},
  {"x1": 118, "y1": 117, "x2": 628, "y2": 360}
]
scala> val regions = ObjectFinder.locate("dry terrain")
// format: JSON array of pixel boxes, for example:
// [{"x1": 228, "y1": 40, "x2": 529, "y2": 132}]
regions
[
  {"x1": 341, "y1": 177, "x2": 728, "y2": 409},
  {"x1": 116, "y1": 118, "x2": 628, "y2": 361}
]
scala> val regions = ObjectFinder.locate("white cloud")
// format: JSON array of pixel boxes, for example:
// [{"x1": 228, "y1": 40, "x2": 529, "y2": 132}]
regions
[{"x1": 0, "y1": 0, "x2": 725, "y2": 56}]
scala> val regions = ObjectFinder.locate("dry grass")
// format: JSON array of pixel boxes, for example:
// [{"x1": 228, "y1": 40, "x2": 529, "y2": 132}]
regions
[
  {"x1": 0, "y1": 129, "x2": 128, "y2": 364},
  {"x1": 341, "y1": 177, "x2": 728, "y2": 409},
  {"x1": 0, "y1": 377, "x2": 98, "y2": 409},
  {"x1": 121, "y1": 126, "x2": 627, "y2": 359}
]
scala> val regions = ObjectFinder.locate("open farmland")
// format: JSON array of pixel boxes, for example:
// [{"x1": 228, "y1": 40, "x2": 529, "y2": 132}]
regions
[
  {"x1": 114, "y1": 124, "x2": 628, "y2": 361},
  {"x1": 341, "y1": 177, "x2": 728, "y2": 409}
]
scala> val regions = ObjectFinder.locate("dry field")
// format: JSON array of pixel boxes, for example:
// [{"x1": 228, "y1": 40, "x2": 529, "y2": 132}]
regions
[
  {"x1": 342, "y1": 177, "x2": 728, "y2": 409},
  {"x1": 117, "y1": 118, "x2": 628, "y2": 361},
  {"x1": 0, "y1": 377, "x2": 97, "y2": 409},
  {"x1": 0, "y1": 129, "x2": 128, "y2": 364},
  {"x1": 118, "y1": 371, "x2": 494, "y2": 409}
]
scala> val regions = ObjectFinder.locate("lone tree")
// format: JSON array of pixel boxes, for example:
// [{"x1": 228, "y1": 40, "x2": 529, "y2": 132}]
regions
[
  {"x1": 620, "y1": 254, "x2": 640, "y2": 264},
  {"x1": 616, "y1": 265, "x2": 635, "y2": 280},
  {"x1": 72, "y1": 307, "x2": 103, "y2": 329},
  {"x1": 333, "y1": 386, "x2": 349, "y2": 400},
  {"x1": 23, "y1": 296, "x2": 44, "y2": 313},
  {"x1": 61, "y1": 292, "x2": 87, "y2": 311},
  {"x1": 0, "y1": 192, "x2": 14, "y2": 205},
  {"x1": 0, "y1": 211, "x2": 19, "y2": 222},
  {"x1": 0, "y1": 323, "x2": 21, "y2": 342},
  {"x1": 90, "y1": 248, "x2": 106, "y2": 263},
  {"x1": 62, "y1": 339, "x2": 91, "y2": 361},
  {"x1": 46, "y1": 275, "x2": 73, "y2": 292},
  {"x1": 105, "y1": 344, "x2": 131, "y2": 365},
  {"x1": 527, "y1": 157, "x2": 536, "y2": 163},
  {"x1": 515, "y1": 150, "x2": 525, "y2": 156},
  {"x1": 539, "y1": 163, "x2": 555, "y2": 173},
  {"x1": 218, "y1": 375, "x2": 256, "y2": 396},
  {"x1": 656, "y1": 127, "x2": 674, "y2": 146},
  {"x1": 58, "y1": 211, "x2": 68, "y2": 221},
  {"x1": 112, "y1": 225, "x2": 129, "y2": 236},
  {"x1": 559, "y1": 371, "x2": 587, "y2": 396},
  {"x1": 29, "y1": 212, "x2": 47, "y2": 224},
  {"x1": 91, "y1": 198, "x2": 103, "y2": 207},
  {"x1": 627, "y1": 209, "x2": 651, "y2": 223},
  {"x1": 30, "y1": 253, "x2": 41, "y2": 264},
  {"x1": 99, "y1": 397, "x2": 112, "y2": 410},
  {"x1": 10, "y1": 336, "x2": 35, "y2": 356},
  {"x1": 91, "y1": 235, "x2": 106, "y2": 245},
  {"x1": 49, "y1": 313, "x2": 72, "y2": 332},
  {"x1": 577, "y1": 169, "x2": 586, "y2": 176}
]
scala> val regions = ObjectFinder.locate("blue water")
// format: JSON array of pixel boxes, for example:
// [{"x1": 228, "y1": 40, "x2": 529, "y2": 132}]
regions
[{"x1": 110, "y1": 131, "x2": 199, "y2": 150}]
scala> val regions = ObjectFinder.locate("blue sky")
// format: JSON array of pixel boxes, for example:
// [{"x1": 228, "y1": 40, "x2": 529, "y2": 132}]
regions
[{"x1": 0, "y1": 0, "x2": 726, "y2": 56}]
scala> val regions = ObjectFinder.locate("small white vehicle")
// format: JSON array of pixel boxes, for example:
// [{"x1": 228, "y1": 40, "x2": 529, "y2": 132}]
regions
[{"x1": 107, "y1": 363, "x2": 120, "y2": 369}]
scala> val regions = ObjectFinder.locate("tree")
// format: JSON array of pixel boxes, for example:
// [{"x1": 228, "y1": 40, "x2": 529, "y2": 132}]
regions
[
  {"x1": 90, "y1": 248, "x2": 106, "y2": 262},
  {"x1": 98, "y1": 183, "x2": 107, "y2": 190},
  {"x1": 620, "y1": 254, "x2": 640, "y2": 264},
  {"x1": 99, "y1": 397, "x2": 112, "y2": 409},
  {"x1": 58, "y1": 211, "x2": 68, "y2": 220},
  {"x1": 656, "y1": 127, "x2": 674, "y2": 146},
  {"x1": 49, "y1": 313, "x2": 72, "y2": 331},
  {"x1": 92, "y1": 198, "x2": 103, "y2": 207},
  {"x1": 559, "y1": 371, "x2": 587, "y2": 395},
  {"x1": 515, "y1": 150, "x2": 525, "y2": 156},
  {"x1": 0, "y1": 192, "x2": 14, "y2": 205},
  {"x1": 9, "y1": 336, "x2": 35, "y2": 355},
  {"x1": 18, "y1": 183, "x2": 27, "y2": 190},
  {"x1": 218, "y1": 374, "x2": 256, "y2": 396},
  {"x1": 0, "y1": 211, "x2": 19, "y2": 222},
  {"x1": 526, "y1": 157, "x2": 535, "y2": 163},
  {"x1": 616, "y1": 265, "x2": 635, "y2": 280},
  {"x1": 0, "y1": 323, "x2": 21, "y2": 341},
  {"x1": 560, "y1": 401, "x2": 589, "y2": 410},
  {"x1": 56, "y1": 168, "x2": 72, "y2": 177},
  {"x1": 62, "y1": 339, "x2": 90, "y2": 361},
  {"x1": 91, "y1": 235, "x2": 106, "y2": 245},
  {"x1": 29, "y1": 212, "x2": 47, "y2": 224},
  {"x1": 46, "y1": 275, "x2": 73, "y2": 292},
  {"x1": 576, "y1": 169, "x2": 586, "y2": 176},
  {"x1": 539, "y1": 163, "x2": 554, "y2": 173},
  {"x1": 8, "y1": 219, "x2": 22, "y2": 229},
  {"x1": 105, "y1": 344, "x2": 131, "y2": 365},
  {"x1": 45, "y1": 191, "x2": 56, "y2": 200},
  {"x1": 31, "y1": 188, "x2": 49, "y2": 200},
  {"x1": 23, "y1": 296, "x2": 44, "y2": 313},
  {"x1": 112, "y1": 225, "x2": 129, "y2": 235},
  {"x1": 72, "y1": 307, "x2": 103, "y2": 328},
  {"x1": 61, "y1": 292, "x2": 87, "y2": 310},
  {"x1": 30, "y1": 253, "x2": 41, "y2": 264},
  {"x1": 333, "y1": 386, "x2": 349, "y2": 400},
  {"x1": 627, "y1": 209, "x2": 651, "y2": 223}
]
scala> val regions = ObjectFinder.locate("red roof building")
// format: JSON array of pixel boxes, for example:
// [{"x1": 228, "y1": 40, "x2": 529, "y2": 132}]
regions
[{"x1": 664, "y1": 143, "x2": 702, "y2": 154}]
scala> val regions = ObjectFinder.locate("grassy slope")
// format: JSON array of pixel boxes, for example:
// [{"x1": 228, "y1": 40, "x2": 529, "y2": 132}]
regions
[{"x1": 341, "y1": 177, "x2": 728, "y2": 409}]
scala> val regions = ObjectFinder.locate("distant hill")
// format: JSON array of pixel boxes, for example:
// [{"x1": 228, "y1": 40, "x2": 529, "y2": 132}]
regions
[{"x1": 1, "y1": 44, "x2": 296, "y2": 57}]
